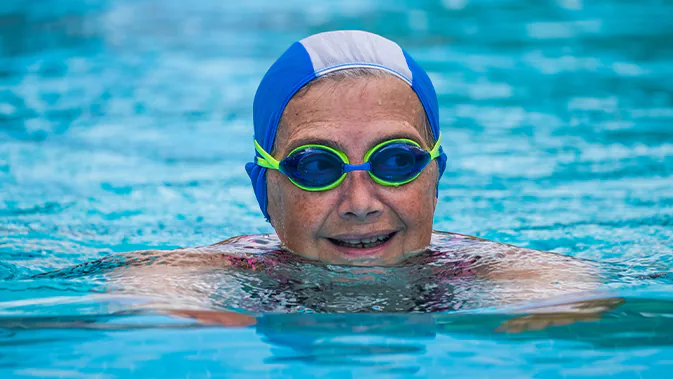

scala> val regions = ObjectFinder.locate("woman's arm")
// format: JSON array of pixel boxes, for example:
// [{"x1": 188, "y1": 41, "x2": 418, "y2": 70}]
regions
[{"x1": 482, "y1": 246, "x2": 601, "y2": 303}]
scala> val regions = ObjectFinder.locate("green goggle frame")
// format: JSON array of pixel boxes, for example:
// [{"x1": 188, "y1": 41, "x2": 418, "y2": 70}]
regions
[{"x1": 254, "y1": 134, "x2": 443, "y2": 191}]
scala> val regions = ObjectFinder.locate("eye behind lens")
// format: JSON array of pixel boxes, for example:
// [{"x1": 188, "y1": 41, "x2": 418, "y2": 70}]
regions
[
  {"x1": 279, "y1": 147, "x2": 345, "y2": 188},
  {"x1": 369, "y1": 143, "x2": 431, "y2": 182}
]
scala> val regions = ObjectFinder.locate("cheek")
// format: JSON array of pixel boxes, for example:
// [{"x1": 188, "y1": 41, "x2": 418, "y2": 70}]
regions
[
  {"x1": 386, "y1": 166, "x2": 438, "y2": 226},
  {"x1": 266, "y1": 172, "x2": 334, "y2": 235}
]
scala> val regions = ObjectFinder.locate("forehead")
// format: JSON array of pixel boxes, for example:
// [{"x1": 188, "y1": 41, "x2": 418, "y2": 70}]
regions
[{"x1": 275, "y1": 75, "x2": 427, "y2": 153}]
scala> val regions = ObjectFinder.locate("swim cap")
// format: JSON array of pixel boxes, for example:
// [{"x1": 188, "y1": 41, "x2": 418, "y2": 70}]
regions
[{"x1": 245, "y1": 30, "x2": 447, "y2": 221}]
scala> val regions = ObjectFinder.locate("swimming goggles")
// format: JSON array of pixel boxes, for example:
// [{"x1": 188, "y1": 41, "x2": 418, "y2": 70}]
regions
[{"x1": 253, "y1": 135, "x2": 443, "y2": 191}]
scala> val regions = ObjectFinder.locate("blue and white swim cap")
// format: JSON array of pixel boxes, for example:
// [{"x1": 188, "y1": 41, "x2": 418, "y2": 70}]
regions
[{"x1": 245, "y1": 30, "x2": 447, "y2": 220}]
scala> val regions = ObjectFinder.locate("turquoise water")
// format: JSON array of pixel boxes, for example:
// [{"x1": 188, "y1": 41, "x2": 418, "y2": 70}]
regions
[{"x1": 2, "y1": 0, "x2": 673, "y2": 377}]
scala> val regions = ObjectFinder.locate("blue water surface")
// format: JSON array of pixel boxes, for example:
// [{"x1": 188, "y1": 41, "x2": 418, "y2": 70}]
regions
[{"x1": 1, "y1": 0, "x2": 673, "y2": 378}]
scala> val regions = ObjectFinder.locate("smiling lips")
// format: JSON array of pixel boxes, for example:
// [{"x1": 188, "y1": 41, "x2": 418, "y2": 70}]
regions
[{"x1": 328, "y1": 231, "x2": 396, "y2": 249}]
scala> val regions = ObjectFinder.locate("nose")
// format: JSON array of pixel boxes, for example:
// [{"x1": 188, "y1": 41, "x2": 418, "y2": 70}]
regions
[{"x1": 337, "y1": 170, "x2": 384, "y2": 222}]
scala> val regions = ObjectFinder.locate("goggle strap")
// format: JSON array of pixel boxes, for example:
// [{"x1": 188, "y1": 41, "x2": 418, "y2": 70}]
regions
[
  {"x1": 255, "y1": 157, "x2": 275, "y2": 169},
  {"x1": 254, "y1": 140, "x2": 280, "y2": 170},
  {"x1": 429, "y1": 133, "x2": 443, "y2": 159}
]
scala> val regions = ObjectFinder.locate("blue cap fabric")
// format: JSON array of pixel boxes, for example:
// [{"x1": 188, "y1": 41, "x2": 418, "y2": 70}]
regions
[{"x1": 245, "y1": 30, "x2": 447, "y2": 220}]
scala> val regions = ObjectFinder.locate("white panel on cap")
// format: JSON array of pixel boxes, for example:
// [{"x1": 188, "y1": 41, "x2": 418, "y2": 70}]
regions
[{"x1": 300, "y1": 30, "x2": 413, "y2": 85}]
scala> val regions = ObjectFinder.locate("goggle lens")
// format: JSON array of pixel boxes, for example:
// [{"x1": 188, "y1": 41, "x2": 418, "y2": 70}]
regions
[
  {"x1": 279, "y1": 147, "x2": 344, "y2": 188},
  {"x1": 368, "y1": 143, "x2": 431, "y2": 183}
]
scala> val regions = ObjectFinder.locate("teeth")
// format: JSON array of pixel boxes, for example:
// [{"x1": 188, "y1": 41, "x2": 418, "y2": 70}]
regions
[
  {"x1": 342, "y1": 235, "x2": 389, "y2": 244},
  {"x1": 332, "y1": 233, "x2": 393, "y2": 248}
]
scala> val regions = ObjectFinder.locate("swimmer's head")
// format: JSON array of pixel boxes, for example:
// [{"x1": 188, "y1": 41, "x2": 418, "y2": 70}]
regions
[{"x1": 245, "y1": 30, "x2": 446, "y2": 266}]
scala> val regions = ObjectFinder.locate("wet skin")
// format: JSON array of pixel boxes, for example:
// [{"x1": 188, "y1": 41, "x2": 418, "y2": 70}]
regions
[{"x1": 266, "y1": 76, "x2": 439, "y2": 266}]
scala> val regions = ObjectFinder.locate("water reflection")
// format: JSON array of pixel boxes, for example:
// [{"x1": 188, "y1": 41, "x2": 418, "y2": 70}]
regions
[{"x1": 0, "y1": 293, "x2": 671, "y2": 373}]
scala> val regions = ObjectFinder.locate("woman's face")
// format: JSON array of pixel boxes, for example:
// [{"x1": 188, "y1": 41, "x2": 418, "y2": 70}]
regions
[{"x1": 266, "y1": 75, "x2": 438, "y2": 266}]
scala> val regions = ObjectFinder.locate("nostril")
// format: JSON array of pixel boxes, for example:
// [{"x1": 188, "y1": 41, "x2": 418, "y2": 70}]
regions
[
  {"x1": 342, "y1": 207, "x2": 382, "y2": 221},
  {"x1": 338, "y1": 171, "x2": 384, "y2": 221}
]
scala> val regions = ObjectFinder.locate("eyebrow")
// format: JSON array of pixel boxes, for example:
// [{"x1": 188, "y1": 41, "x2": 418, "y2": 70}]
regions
[{"x1": 283, "y1": 133, "x2": 424, "y2": 156}]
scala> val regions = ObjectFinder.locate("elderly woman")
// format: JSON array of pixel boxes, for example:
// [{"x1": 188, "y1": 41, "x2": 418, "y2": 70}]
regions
[
  {"x1": 50, "y1": 31, "x2": 602, "y2": 319},
  {"x1": 246, "y1": 31, "x2": 446, "y2": 266}
]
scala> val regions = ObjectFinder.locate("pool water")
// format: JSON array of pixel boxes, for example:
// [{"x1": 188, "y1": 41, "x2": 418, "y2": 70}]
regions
[{"x1": 1, "y1": 0, "x2": 673, "y2": 377}]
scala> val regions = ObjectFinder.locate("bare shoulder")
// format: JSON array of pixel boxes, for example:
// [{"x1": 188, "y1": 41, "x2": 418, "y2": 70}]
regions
[
  {"x1": 430, "y1": 230, "x2": 598, "y2": 278},
  {"x1": 119, "y1": 234, "x2": 283, "y2": 269},
  {"x1": 428, "y1": 231, "x2": 601, "y2": 304}
]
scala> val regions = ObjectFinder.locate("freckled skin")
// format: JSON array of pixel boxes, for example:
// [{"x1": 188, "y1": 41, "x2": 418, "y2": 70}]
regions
[{"x1": 266, "y1": 76, "x2": 439, "y2": 266}]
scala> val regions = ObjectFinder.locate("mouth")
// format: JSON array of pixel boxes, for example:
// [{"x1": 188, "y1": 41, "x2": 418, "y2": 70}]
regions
[{"x1": 328, "y1": 231, "x2": 397, "y2": 250}]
